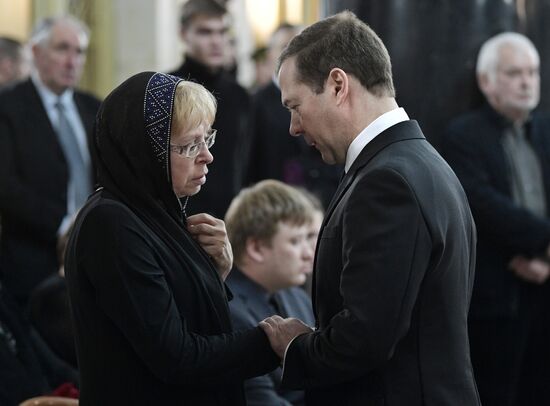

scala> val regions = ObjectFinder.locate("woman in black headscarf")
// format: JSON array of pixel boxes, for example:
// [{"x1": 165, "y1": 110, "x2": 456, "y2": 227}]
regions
[{"x1": 64, "y1": 72, "x2": 278, "y2": 405}]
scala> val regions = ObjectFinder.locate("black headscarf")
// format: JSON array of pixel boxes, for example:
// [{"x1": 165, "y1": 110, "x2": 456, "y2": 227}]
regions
[
  {"x1": 94, "y1": 72, "x2": 183, "y2": 222},
  {"x1": 91, "y1": 72, "x2": 226, "y2": 317}
]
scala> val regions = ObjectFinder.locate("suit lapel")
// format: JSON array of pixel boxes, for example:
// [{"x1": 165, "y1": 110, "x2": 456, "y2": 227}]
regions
[
  {"x1": 23, "y1": 80, "x2": 57, "y2": 138},
  {"x1": 322, "y1": 120, "x2": 425, "y2": 226},
  {"x1": 311, "y1": 120, "x2": 425, "y2": 320}
]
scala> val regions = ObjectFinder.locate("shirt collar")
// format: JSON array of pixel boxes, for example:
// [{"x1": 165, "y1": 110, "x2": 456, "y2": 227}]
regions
[
  {"x1": 31, "y1": 72, "x2": 74, "y2": 109},
  {"x1": 345, "y1": 107, "x2": 409, "y2": 173}
]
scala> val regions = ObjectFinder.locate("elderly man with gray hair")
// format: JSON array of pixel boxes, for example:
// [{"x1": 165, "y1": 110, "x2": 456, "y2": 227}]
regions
[
  {"x1": 443, "y1": 32, "x2": 550, "y2": 406},
  {"x1": 0, "y1": 15, "x2": 100, "y2": 307}
]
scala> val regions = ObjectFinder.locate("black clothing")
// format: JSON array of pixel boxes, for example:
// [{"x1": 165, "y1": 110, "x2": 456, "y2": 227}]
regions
[
  {"x1": 0, "y1": 283, "x2": 77, "y2": 406},
  {"x1": 30, "y1": 274, "x2": 76, "y2": 368},
  {"x1": 65, "y1": 72, "x2": 278, "y2": 406},
  {"x1": 169, "y1": 56, "x2": 249, "y2": 218},
  {"x1": 227, "y1": 268, "x2": 314, "y2": 405},
  {"x1": 283, "y1": 121, "x2": 480, "y2": 405},
  {"x1": 442, "y1": 104, "x2": 550, "y2": 406},
  {"x1": 0, "y1": 79, "x2": 100, "y2": 306}
]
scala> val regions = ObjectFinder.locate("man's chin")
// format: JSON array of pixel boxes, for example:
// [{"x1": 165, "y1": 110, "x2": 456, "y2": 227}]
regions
[{"x1": 320, "y1": 152, "x2": 337, "y2": 165}]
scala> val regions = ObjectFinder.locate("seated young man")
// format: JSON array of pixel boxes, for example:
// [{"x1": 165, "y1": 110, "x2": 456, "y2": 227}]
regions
[{"x1": 225, "y1": 180, "x2": 316, "y2": 406}]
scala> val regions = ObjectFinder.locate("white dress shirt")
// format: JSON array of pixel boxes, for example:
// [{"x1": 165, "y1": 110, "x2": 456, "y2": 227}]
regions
[
  {"x1": 345, "y1": 107, "x2": 409, "y2": 173},
  {"x1": 32, "y1": 73, "x2": 91, "y2": 235}
]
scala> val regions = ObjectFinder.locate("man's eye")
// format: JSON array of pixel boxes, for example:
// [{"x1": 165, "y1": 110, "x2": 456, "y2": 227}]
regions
[{"x1": 188, "y1": 144, "x2": 200, "y2": 153}]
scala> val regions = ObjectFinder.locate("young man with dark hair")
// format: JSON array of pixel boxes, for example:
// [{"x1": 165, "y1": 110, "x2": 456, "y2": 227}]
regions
[{"x1": 169, "y1": 0, "x2": 249, "y2": 218}]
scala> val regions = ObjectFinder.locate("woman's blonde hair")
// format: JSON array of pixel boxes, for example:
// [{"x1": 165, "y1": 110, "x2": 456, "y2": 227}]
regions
[{"x1": 172, "y1": 80, "x2": 217, "y2": 135}]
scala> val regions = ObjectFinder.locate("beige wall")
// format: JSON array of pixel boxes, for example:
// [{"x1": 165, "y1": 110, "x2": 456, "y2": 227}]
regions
[{"x1": 0, "y1": 0, "x2": 31, "y2": 40}]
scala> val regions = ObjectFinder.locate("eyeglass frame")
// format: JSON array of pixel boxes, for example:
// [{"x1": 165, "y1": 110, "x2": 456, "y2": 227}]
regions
[{"x1": 169, "y1": 129, "x2": 217, "y2": 158}]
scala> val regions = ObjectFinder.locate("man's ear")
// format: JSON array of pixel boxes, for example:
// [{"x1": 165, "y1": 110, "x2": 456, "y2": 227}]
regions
[
  {"x1": 245, "y1": 237, "x2": 267, "y2": 263},
  {"x1": 477, "y1": 73, "x2": 491, "y2": 96},
  {"x1": 327, "y1": 68, "x2": 349, "y2": 105},
  {"x1": 31, "y1": 43, "x2": 41, "y2": 61},
  {"x1": 179, "y1": 26, "x2": 189, "y2": 43}
]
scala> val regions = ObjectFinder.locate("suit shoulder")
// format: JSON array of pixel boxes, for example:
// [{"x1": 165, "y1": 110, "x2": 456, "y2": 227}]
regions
[
  {"x1": 74, "y1": 89, "x2": 101, "y2": 108},
  {"x1": 531, "y1": 110, "x2": 550, "y2": 126},
  {"x1": 0, "y1": 80, "x2": 34, "y2": 111},
  {"x1": 447, "y1": 109, "x2": 488, "y2": 131},
  {"x1": 443, "y1": 108, "x2": 498, "y2": 146}
]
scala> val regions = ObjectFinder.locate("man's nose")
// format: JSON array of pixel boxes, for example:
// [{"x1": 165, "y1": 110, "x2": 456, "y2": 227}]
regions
[
  {"x1": 66, "y1": 51, "x2": 81, "y2": 68},
  {"x1": 289, "y1": 116, "x2": 303, "y2": 137}
]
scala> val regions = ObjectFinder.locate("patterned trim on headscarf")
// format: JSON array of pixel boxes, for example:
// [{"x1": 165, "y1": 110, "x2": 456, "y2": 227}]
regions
[{"x1": 144, "y1": 72, "x2": 183, "y2": 179}]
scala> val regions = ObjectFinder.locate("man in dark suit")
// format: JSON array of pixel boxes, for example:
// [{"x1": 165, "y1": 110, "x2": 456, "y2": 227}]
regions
[
  {"x1": 225, "y1": 180, "x2": 315, "y2": 406},
  {"x1": 259, "y1": 11, "x2": 480, "y2": 405},
  {"x1": 0, "y1": 16, "x2": 100, "y2": 307},
  {"x1": 168, "y1": 0, "x2": 249, "y2": 218},
  {"x1": 442, "y1": 32, "x2": 550, "y2": 406}
]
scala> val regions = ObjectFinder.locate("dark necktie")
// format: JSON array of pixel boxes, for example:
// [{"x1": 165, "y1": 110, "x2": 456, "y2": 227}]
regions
[{"x1": 55, "y1": 100, "x2": 91, "y2": 211}]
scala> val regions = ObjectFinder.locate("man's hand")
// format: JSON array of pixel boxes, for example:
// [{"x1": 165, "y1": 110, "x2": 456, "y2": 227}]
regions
[
  {"x1": 187, "y1": 213, "x2": 233, "y2": 280},
  {"x1": 509, "y1": 256, "x2": 550, "y2": 285},
  {"x1": 259, "y1": 315, "x2": 313, "y2": 358}
]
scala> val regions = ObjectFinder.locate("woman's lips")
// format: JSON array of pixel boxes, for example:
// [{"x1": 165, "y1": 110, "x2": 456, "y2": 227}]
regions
[{"x1": 194, "y1": 175, "x2": 206, "y2": 185}]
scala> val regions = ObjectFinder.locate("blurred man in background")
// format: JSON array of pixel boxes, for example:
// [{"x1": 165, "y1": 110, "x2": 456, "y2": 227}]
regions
[
  {"x1": 244, "y1": 23, "x2": 341, "y2": 209},
  {"x1": 169, "y1": 0, "x2": 249, "y2": 218},
  {"x1": 225, "y1": 180, "x2": 315, "y2": 406},
  {"x1": 0, "y1": 15, "x2": 100, "y2": 308},
  {"x1": 443, "y1": 32, "x2": 550, "y2": 406}
]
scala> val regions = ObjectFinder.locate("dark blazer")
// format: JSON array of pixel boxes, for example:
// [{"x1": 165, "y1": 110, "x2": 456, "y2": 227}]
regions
[
  {"x1": 0, "y1": 79, "x2": 100, "y2": 304},
  {"x1": 227, "y1": 268, "x2": 314, "y2": 406},
  {"x1": 282, "y1": 121, "x2": 480, "y2": 405},
  {"x1": 441, "y1": 105, "x2": 550, "y2": 318},
  {"x1": 65, "y1": 191, "x2": 278, "y2": 405}
]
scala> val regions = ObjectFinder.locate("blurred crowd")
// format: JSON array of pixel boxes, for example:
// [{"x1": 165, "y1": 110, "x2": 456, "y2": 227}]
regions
[{"x1": 0, "y1": 0, "x2": 549, "y2": 405}]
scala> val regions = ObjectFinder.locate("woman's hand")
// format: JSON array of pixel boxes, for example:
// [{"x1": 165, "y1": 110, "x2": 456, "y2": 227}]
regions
[{"x1": 186, "y1": 213, "x2": 233, "y2": 280}]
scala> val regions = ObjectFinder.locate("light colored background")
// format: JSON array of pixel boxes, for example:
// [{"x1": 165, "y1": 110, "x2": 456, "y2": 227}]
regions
[{"x1": 0, "y1": 0, "x2": 323, "y2": 97}]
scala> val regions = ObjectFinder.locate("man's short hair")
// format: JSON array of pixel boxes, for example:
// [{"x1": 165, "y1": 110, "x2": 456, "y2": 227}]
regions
[
  {"x1": 278, "y1": 10, "x2": 395, "y2": 97},
  {"x1": 179, "y1": 0, "x2": 227, "y2": 29},
  {"x1": 0, "y1": 37, "x2": 23, "y2": 62},
  {"x1": 225, "y1": 180, "x2": 314, "y2": 265},
  {"x1": 29, "y1": 15, "x2": 90, "y2": 49},
  {"x1": 476, "y1": 32, "x2": 539, "y2": 81}
]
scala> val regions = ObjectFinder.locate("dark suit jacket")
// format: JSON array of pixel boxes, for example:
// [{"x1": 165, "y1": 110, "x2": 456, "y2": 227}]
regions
[
  {"x1": 282, "y1": 121, "x2": 480, "y2": 405},
  {"x1": 0, "y1": 79, "x2": 100, "y2": 304},
  {"x1": 65, "y1": 191, "x2": 278, "y2": 405},
  {"x1": 227, "y1": 268, "x2": 314, "y2": 406},
  {"x1": 442, "y1": 105, "x2": 550, "y2": 319}
]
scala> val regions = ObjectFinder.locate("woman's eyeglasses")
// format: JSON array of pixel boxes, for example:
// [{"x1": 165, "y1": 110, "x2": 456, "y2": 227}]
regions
[{"x1": 170, "y1": 129, "x2": 217, "y2": 158}]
